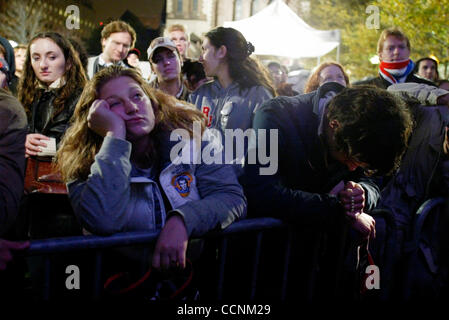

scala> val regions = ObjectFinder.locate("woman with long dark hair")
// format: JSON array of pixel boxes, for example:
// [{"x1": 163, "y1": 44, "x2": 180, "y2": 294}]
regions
[
  {"x1": 190, "y1": 27, "x2": 275, "y2": 132},
  {"x1": 18, "y1": 32, "x2": 87, "y2": 157}
]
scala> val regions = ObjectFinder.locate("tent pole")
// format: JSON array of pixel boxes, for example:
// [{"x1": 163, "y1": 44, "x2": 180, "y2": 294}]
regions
[{"x1": 336, "y1": 44, "x2": 340, "y2": 63}]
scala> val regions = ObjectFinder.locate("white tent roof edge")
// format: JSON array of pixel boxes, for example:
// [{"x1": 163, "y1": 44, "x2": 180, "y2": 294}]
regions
[{"x1": 223, "y1": 0, "x2": 340, "y2": 58}]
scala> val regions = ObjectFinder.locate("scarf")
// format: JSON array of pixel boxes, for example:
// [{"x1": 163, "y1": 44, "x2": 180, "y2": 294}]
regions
[{"x1": 379, "y1": 59, "x2": 415, "y2": 84}]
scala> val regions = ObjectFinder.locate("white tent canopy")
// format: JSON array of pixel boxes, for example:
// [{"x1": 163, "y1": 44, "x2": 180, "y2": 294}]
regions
[{"x1": 223, "y1": 0, "x2": 340, "y2": 58}]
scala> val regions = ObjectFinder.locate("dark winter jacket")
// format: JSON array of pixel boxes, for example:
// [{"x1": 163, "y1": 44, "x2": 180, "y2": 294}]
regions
[
  {"x1": 378, "y1": 98, "x2": 449, "y2": 231},
  {"x1": 0, "y1": 88, "x2": 27, "y2": 237},
  {"x1": 355, "y1": 73, "x2": 434, "y2": 89},
  {"x1": 0, "y1": 36, "x2": 17, "y2": 94},
  {"x1": 240, "y1": 82, "x2": 380, "y2": 225}
]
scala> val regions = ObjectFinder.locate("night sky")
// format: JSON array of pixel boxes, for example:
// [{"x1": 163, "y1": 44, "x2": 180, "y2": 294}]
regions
[{"x1": 91, "y1": 0, "x2": 165, "y2": 28}]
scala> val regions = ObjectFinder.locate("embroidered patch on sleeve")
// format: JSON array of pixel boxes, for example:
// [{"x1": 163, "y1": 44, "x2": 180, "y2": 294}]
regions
[{"x1": 171, "y1": 172, "x2": 193, "y2": 197}]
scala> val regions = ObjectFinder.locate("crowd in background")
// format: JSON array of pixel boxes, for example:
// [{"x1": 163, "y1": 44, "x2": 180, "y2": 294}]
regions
[{"x1": 0, "y1": 20, "x2": 448, "y2": 301}]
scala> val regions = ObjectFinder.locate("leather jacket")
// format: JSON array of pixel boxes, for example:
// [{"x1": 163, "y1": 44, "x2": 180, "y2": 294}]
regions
[{"x1": 29, "y1": 87, "x2": 82, "y2": 145}]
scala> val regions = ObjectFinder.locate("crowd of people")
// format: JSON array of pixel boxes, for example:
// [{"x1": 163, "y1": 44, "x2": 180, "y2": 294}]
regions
[{"x1": 0, "y1": 20, "x2": 448, "y2": 301}]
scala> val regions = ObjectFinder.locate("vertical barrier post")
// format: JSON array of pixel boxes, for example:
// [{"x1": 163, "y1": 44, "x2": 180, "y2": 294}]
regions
[
  {"x1": 43, "y1": 256, "x2": 51, "y2": 300},
  {"x1": 250, "y1": 232, "x2": 263, "y2": 300},
  {"x1": 217, "y1": 237, "x2": 228, "y2": 300},
  {"x1": 281, "y1": 228, "x2": 293, "y2": 300},
  {"x1": 92, "y1": 251, "x2": 103, "y2": 299},
  {"x1": 333, "y1": 222, "x2": 349, "y2": 296}
]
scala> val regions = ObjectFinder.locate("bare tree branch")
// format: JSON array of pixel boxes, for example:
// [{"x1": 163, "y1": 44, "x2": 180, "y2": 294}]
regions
[{"x1": 0, "y1": 0, "x2": 45, "y2": 43}]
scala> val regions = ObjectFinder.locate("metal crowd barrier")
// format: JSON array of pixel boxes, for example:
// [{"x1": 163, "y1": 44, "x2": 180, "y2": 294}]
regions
[
  {"x1": 414, "y1": 197, "x2": 446, "y2": 243},
  {"x1": 400, "y1": 197, "x2": 447, "y2": 300},
  {"x1": 26, "y1": 217, "x2": 292, "y2": 300},
  {"x1": 26, "y1": 198, "x2": 446, "y2": 301}
]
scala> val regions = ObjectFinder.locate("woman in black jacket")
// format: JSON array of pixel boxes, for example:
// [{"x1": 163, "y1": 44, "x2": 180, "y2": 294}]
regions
[{"x1": 18, "y1": 32, "x2": 87, "y2": 157}]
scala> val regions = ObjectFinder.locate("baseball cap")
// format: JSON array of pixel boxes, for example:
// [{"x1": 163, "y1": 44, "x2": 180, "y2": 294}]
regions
[
  {"x1": 267, "y1": 61, "x2": 282, "y2": 69},
  {"x1": 127, "y1": 47, "x2": 141, "y2": 58},
  {"x1": 147, "y1": 37, "x2": 179, "y2": 62}
]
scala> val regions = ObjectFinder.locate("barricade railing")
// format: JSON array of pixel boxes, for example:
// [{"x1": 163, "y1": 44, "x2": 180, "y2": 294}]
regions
[
  {"x1": 22, "y1": 197, "x2": 448, "y2": 301},
  {"x1": 26, "y1": 217, "x2": 292, "y2": 300},
  {"x1": 400, "y1": 196, "x2": 447, "y2": 299},
  {"x1": 414, "y1": 196, "x2": 446, "y2": 243}
]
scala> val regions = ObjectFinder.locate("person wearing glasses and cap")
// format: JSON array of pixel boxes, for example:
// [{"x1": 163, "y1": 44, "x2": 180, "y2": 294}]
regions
[{"x1": 147, "y1": 37, "x2": 190, "y2": 101}]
